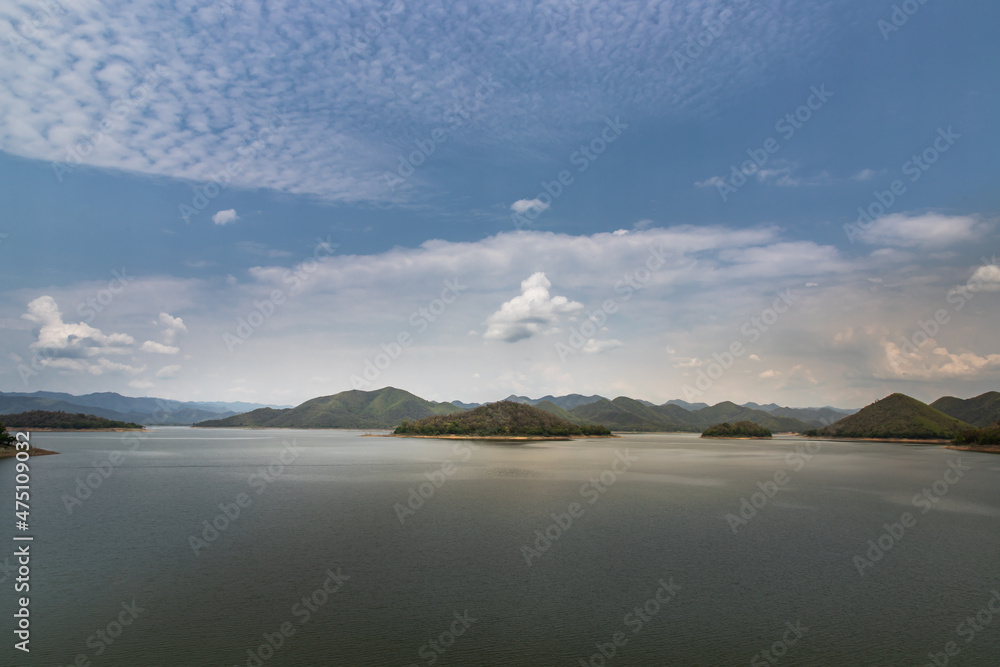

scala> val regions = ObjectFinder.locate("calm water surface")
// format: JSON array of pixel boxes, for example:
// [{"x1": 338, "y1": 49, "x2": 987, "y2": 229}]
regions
[{"x1": 1, "y1": 428, "x2": 999, "y2": 666}]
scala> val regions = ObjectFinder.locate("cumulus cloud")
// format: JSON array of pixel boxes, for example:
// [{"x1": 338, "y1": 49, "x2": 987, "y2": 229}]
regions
[
  {"x1": 854, "y1": 213, "x2": 988, "y2": 248},
  {"x1": 484, "y1": 272, "x2": 582, "y2": 343},
  {"x1": 22, "y1": 296, "x2": 134, "y2": 359},
  {"x1": 884, "y1": 339, "x2": 1000, "y2": 379},
  {"x1": 212, "y1": 209, "x2": 239, "y2": 225},
  {"x1": 158, "y1": 312, "x2": 187, "y2": 344},
  {"x1": 968, "y1": 263, "x2": 1000, "y2": 291},
  {"x1": 510, "y1": 199, "x2": 550, "y2": 215}
]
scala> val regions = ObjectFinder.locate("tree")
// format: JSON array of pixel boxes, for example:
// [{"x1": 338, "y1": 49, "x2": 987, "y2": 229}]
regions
[{"x1": 0, "y1": 421, "x2": 15, "y2": 448}]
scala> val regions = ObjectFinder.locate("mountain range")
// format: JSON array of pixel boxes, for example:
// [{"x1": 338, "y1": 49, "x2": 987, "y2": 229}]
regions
[
  {"x1": 0, "y1": 391, "x2": 288, "y2": 425},
  {"x1": 195, "y1": 387, "x2": 857, "y2": 432},
  {"x1": 812, "y1": 393, "x2": 975, "y2": 440}
]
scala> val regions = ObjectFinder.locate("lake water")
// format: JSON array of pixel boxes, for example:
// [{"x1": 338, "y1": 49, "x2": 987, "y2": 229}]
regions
[{"x1": 2, "y1": 428, "x2": 999, "y2": 666}]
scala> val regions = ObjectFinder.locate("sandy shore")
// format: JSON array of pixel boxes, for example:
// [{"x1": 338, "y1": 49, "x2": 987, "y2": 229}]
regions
[
  {"x1": 1, "y1": 427, "x2": 145, "y2": 432},
  {"x1": 375, "y1": 433, "x2": 618, "y2": 440},
  {"x1": 945, "y1": 444, "x2": 1000, "y2": 455}
]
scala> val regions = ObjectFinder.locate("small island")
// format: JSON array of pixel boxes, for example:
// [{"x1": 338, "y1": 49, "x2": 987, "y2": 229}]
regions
[
  {"x1": 1, "y1": 410, "x2": 146, "y2": 431},
  {"x1": 701, "y1": 420, "x2": 772, "y2": 439},
  {"x1": 392, "y1": 401, "x2": 613, "y2": 439}
]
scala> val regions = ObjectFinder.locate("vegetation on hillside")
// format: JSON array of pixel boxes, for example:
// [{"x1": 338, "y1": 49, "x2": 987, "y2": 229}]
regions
[
  {"x1": 701, "y1": 421, "x2": 772, "y2": 438},
  {"x1": 1, "y1": 410, "x2": 145, "y2": 430},
  {"x1": 394, "y1": 401, "x2": 612, "y2": 437},
  {"x1": 931, "y1": 391, "x2": 1000, "y2": 428},
  {"x1": 953, "y1": 422, "x2": 1000, "y2": 446},
  {"x1": 195, "y1": 387, "x2": 463, "y2": 429},
  {"x1": 806, "y1": 393, "x2": 972, "y2": 440}
]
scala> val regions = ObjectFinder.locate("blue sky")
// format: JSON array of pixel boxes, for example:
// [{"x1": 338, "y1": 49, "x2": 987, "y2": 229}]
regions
[{"x1": 1, "y1": 0, "x2": 998, "y2": 408}]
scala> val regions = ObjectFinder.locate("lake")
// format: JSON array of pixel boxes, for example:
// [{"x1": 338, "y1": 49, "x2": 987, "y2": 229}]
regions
[{"x1": 2, "y1": 428, "x2": 999, "y2": 666}]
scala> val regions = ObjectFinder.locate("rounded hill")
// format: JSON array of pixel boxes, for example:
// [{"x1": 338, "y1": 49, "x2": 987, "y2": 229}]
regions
[{"x1": 393, "y1": 401, "x2": 613, "y2": 438}]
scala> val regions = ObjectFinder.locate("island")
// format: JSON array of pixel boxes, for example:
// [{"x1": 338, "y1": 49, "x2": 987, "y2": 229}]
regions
[
  {"x1": 392, "y1": 401, "x2": 613, "y2": 439},
  {"x1": 0, "y1": 410, "x2": 146, "y2": 431},
  {"x1": 701, "y1": 420, "x2": 772, "y2": 438}
]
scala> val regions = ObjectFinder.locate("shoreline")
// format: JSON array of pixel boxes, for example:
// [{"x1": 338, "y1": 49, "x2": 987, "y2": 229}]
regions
[
  {"x1": 0, "y1": 447, "x2": 59, "y2": 457},
  {"x1": 794, "y1": 435, "x2": 953, "y2": 444},
  {"x1": 377, "y1": 433, "x2": 619, "y2": 440},
  {"x1": 1, "y1": 427, "x2": 145, "y2": 432},
  {"x1": 945, "y1": 444, "x2": 1000, "y2": 455}
]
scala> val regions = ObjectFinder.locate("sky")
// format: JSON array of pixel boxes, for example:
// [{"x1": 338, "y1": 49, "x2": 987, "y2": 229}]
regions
[{"x1": 0, "y1": 0, "x2": 998, "y2": 409}]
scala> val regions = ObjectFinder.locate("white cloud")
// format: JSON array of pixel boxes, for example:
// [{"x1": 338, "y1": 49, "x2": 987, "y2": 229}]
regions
[
  {"x1": 484, "y1": 272, "x2": 582, "y2": 343},
  {"x1": 156, "y1": 364, "x2": 181, "y2": 378},
  {"x1": 851, "y1": 168, "x2": 876, "y2": 181},
  {"x1": 21, "y1": 296, "x2": 134, "y2": 359},
  {"x1": 141, "y1": 341, "x2": 180, "y2": 355},
  {"x1": 884, "y1": 338, "x2": 1000, "y2": 379},
  {"x1": 855, "y1": 213, "x2": 987, "y2": 248},
  {"x1": 158, "y1": 312, "x2": 187, "y2": 344},
  {"x1": 969, "y1": 263, "x2": 1000, "y2": 291},
  {"x1": 212, "y1": 209, "x2": 239, "y2": 225},
  {"x1": 510, "y1": 199, "x2": 550, "y2": 215},
  {"x1": 581, "y1": 338, "x2": 623, "y2": 354},
  {"x1": 759, "y1": 369, "x2": 781, "y2": 379}
]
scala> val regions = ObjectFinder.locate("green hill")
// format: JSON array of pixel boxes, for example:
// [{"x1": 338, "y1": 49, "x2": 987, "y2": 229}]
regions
[
  {"x1": 953, "y1": 422, "x2": 1000, "y2": 447},
  {"x1": 812, "y1": 393, "x2": 973, "y2": 440},
  {"x1": 195, "y1": 387, "x2": 463, "y2": 429},
  {"x1": 568, "y1": 397, "x2": 695, "y2": 432},
  {"x1": 701, "y1": 421, "x2": 772, "y2": 438},
  {"x1": 0, "y1": 410, "x2": 144, "y2": 430},
  {"x1": 931, "y1": 391, "x2": 1000, "y2": 428},
  {"x1": 688, "y1": 401, "x2": 810, "y2": 432},
  {"x1": 394, "y1": 401, "x2": 611, "y2": 438}
]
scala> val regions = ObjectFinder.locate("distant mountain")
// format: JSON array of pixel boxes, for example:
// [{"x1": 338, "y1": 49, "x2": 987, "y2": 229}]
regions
[
  {"x1": 395, "y1": 401, "x2": 611, "y2": 438},
  {"x1": 498, "y1": 394, "x2": 606, "y2": 410},
  {"x1": 815, "y1": 393, "x2": 973, "y2": 440},
  {"x1": 569, "y1": 397, "x2": 695, "y2": 432},
  {"x1": 195, "y1": 387, "x2": 464, "y2": 429},
  {"x1": 663, "y1": 399, "x2": 709, "y2": 410},
  {"x1": 741, "y1": 402, "x2": 781, "y2": 413},
  {"x1": 533, "y1": 400, "x2": 588, "y2": 425},
  {"x1": 770, "y1": 406, "x2": 851, "y2": 428},
  {"x1": 688, "y1": 402, "x2": 811, "y2": 433},
  {"x1": 450, "y1": 400, "x2": 481, "y2": 410},
  {"x1": 930, "y1": 391, "x2": 1000, "y2": 428},
  {"x1": 0, "y1": 391, "x2": 284, "y2": 425}
]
